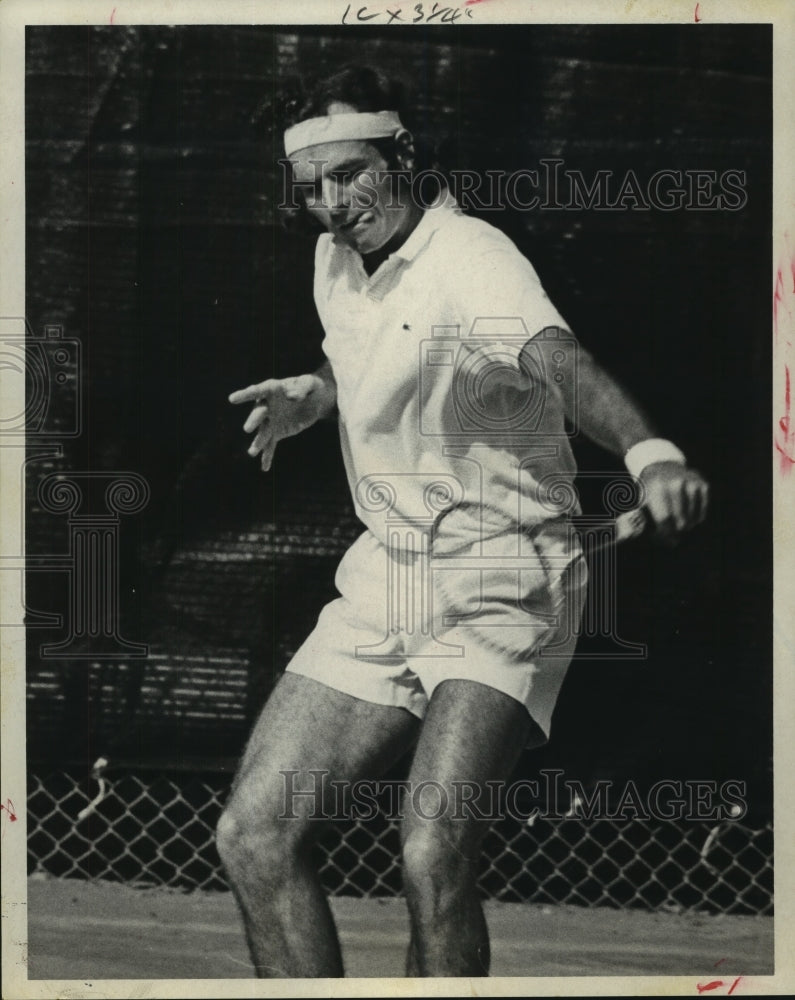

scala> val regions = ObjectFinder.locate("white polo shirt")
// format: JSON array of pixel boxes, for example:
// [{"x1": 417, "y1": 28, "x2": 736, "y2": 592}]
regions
[{"x1": 313, "y1": 197, "x2": 579, "y2": 551}]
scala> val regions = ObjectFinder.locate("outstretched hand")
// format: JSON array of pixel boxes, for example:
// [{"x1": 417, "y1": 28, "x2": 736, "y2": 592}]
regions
[
  {"x1": 640, "y1": 461, "x2": 709, "y2": 543},
  {"x1": 229, "y1": 374, "x2": 330, "y2": 471}
]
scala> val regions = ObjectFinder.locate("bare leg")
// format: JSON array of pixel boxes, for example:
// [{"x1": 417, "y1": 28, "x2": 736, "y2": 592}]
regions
[
  {"x1": 217, "y1": 672, "x2": 419, "y2": 978},
  {"x1": 401, "y1": 679, "x2": 542, "y2": 977}
]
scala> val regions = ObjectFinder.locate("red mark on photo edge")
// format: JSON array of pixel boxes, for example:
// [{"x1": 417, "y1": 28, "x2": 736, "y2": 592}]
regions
[
  {"x1": 774, "y1": 250, "x2": 795, "y2": 475},
  {"x1": 696, "y1": 975, "x2": 744, "y2": 995},
  {"x1": 694, "y1": 3, "x2": 702, "y2": 22},
  {"x1": 773, "y1": 256, "x2": 795, "y2": 343},
  {"x1": 777, "y1": 365, "x2": 794, "y2": 475},
  {"x1": 110, "y1": 6, "x2": 117, "y2": 24},
  {"x1": 0, "y1": 799, "x2": 18, "y2": 824}
]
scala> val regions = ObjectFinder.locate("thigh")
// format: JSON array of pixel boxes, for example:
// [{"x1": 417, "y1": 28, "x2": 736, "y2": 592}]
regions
[
  {"x1": 229, "y1": 672, "x2": 420, "y2": 822},
  {"x1": 403, "y1": 679, "x2": 535, "y2": 846},
  {"x1": 286, "y1": 532, "x2": 429, "y2": 719}
]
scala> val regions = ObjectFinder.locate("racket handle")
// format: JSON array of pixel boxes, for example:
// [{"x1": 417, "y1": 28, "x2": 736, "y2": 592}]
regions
[
  {"x1": 613, "y1": 507, "x2": 648, "y2": 544},
  {"x1": 575, "y1": 508, "x2": 648, "y2": 555}
]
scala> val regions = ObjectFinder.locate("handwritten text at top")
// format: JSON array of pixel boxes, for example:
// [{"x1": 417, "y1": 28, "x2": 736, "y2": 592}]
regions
[{"x1": 342, "y1": 3, "x2": 476, "y2": 25}]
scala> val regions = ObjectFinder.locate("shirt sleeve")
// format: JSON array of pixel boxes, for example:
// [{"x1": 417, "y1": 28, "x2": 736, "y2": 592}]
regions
[
  {"x1": 443, "y1": 240, "x2": 570, "y2": 395},
  {"x1": 458, "y1": 239, "x2": 571, "y2": 335}
]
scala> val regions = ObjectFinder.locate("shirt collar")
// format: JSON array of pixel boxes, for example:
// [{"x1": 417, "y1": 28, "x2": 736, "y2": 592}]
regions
[{"x1": 390, "y1": 189, "x2": 461, "y2": 262}]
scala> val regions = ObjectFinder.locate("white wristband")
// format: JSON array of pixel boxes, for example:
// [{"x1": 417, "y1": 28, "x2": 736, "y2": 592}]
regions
[{"x1": 624, "y1": 438, "x2": 686, "y2": 478}]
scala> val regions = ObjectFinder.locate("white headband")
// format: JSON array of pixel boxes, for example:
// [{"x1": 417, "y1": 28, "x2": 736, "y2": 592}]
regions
[{"x1": 284, "y1": 110, "x2": 404, "y2": 156}]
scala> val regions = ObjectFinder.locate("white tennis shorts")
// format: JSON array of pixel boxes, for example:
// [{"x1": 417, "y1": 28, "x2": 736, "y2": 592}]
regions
[{"x1": 286, "y1": 509, "x2": 588, "y2": 741}]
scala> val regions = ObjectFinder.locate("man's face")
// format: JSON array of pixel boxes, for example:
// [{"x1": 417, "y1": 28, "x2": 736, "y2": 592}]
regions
[{"x1": 290, "y1": 137, "x2": 411, "y2": 255}]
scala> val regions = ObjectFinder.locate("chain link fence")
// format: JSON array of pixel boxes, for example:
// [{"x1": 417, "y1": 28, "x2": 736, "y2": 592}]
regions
[{"x1": 27, "y1": 768, "x2": 773, "y2": 916}]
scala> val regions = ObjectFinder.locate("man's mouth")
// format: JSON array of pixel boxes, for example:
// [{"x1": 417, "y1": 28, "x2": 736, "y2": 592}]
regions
[{"x1": 338, "y1": 210, "x2": 375, "y2": 234}]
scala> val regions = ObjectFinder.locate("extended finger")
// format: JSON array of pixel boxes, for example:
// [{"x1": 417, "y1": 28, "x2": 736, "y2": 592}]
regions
[
  {"x1": 243, "y1": 405, "x2": 269, "y2": 434},
  {"x1": 229, "y1": 380, "x2": 279, "y2": 405},
  {"x1": 260, "y1": 441, "x2": 276, "y2": 472},
  {"x1": 248, "y1": 425, "x2": 273, "y2": 457}
]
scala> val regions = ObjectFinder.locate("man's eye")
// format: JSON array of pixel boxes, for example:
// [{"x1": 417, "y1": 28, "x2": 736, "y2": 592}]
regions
[{"x1": 329, "y1": 168, "x2": 365, "y2": 183}]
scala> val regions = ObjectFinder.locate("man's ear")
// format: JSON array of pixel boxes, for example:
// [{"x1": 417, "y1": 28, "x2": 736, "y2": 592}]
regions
[{"x1": 394, "y1": 128, "x2": 416, "y2": 171}]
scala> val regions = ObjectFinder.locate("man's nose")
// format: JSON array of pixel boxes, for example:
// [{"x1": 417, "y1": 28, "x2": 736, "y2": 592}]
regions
[{"x1": 323, "y1": 180, "x2": 351, "y2": 215}]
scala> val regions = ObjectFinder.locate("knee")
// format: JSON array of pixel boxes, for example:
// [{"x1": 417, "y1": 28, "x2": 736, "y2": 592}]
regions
[
  {"x1": 215, "y1": 804, "x2": 251, "y2": 872},
  {"x1": 400, "y1": 820, "x2": 479, "y2": 904},
  {"x1": 216, "y1": 801, "x2": 259, "y2": 876},
  {"x1": 216, "y1": 787, "x2": 303, "y2": 883}
]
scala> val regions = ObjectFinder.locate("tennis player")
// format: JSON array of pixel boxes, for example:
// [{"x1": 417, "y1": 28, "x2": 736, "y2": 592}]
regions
[{"x1": 218, "y1": 66, "x2": 709, "y2": 978}]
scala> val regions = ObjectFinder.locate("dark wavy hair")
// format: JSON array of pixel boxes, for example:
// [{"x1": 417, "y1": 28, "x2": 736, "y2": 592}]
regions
[{"x1": 271, "y1": 65, "x2": 448, "y2": 233}]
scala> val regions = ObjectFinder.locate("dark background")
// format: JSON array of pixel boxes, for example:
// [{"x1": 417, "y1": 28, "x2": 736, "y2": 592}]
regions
[{"x1": 25, "y1": 24, "x2": 772, "y2": 816}]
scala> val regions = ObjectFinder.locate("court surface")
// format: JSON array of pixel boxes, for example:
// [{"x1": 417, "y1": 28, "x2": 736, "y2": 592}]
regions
[{"x1": 25, "y1": 874, "x2": 772, "y2": 981}]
